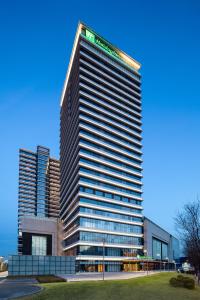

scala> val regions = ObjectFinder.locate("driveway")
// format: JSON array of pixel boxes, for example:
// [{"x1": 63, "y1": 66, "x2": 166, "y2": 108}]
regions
[{"x1": 0, "y1": 278, "x2": 42, "y2": 300}]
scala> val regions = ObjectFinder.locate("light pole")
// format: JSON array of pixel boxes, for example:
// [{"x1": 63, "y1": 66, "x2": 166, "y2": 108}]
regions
[
  {"x1": 157, "y1": 253, "x2": 162, "y2": 272},
  {"x1": 173, "y1": 260, "x2": 176, "y2": 271},
  {"x1": 166, "y1": 257, "x2": 169, "y2": 271},
  {"x1": 144, "y1": 249, "x2": 149, "y2": 275},
  {"x1": 102, "y1": 238, "x2": 105, "y2": 280}
]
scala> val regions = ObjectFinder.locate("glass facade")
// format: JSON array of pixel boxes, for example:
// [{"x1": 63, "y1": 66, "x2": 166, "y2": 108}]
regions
[
  {"x1": 80, "y1": 157, "x2": 141, "y2": 180},
  {"x1": 152, "y1": 238, "x2": 168, "y2": 260},
  {"x1": 64, "y1": 231, "x2": 143, "y2": 247},
  {"x1": 36, "y1": 146, "x2": 49, "y2": 217},
  {"x1": 77, "y1": 260, "x2": 122, "y2": 272},
  {"x1": 78, "y1": 246, "x2": 142, "y2": 257},
  {"x1": 79, "y1": 189, "x2": 142, "y2": 206},
  {"x1": 32, "y1": 236, "x2": 47, "y2": 255},
  {"x1": 79, "y1": 206, "x2": 142, "y2": 222},
  {"x1": 79, "y1": 217, "x2": 143, "y2": 234},
  {"x1": 79, "y1": 231, "x2": 143, "y2": 245},
  {"x1": 8, "y1": 255, "x2": 75, "y2": 276},
  {"x1": 80, "y1": 148, "x2": 141, "y2": 173},
  {"x1": 172, "y1": 236, "x2": 180, "y2": 260},
  {"x1": 60, "y1": 23, "x2": 143, "y2": 271},
  {"x1": 80, "y1": 177, "x2": 141, "y2": 197}
]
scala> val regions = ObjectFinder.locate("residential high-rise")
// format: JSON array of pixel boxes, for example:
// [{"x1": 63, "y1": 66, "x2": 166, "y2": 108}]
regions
[
  {"x1": 18, "y1": 145, "x2": 60, "y2": 255},
  {"x1": 60, "y1": 23, "x2": 143, "y2": 272}
]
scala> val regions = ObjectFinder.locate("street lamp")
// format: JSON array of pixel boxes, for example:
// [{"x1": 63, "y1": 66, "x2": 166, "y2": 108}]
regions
[
  {"x1": 102, "y1": 238, "x2": 105, "y2": 280},
  {"x1": 166, "y1": 257, "x2": 169, "y2": 271},
  {"x1": 163, "y1": 257, "x2": 168, "y2": 272},
  {"x1": 157, "y1": 253, "x2": 162, "y2": 272},
  {"x1": 163, "y1": 261, "x2": 166, "y2": 272},
  {"x1": 144, "y1": 249, "x2": 149, "y2": 275},
  {"x1": 173, "y1": 260, "x2": 176, "y2": 271}
]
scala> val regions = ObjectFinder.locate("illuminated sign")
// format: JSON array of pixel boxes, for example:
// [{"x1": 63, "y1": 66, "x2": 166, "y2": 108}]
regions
[
  {"x1": 136, "y1": 255, "x2": 152, "y2": 260},
  {"x1": 86, "y1": 29, "x2": 95, "y2": 43},
  {"x1": 85, "y1": 29, "x2": 120, "y2": 60}
]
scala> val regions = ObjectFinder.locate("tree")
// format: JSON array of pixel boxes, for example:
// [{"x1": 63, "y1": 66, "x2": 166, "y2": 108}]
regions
[
  {"x1": 175, "y1": 199, "x2": 200, "y2": 272},
  {"x1": 0, "y1": 257, "x2": 7, "y2": 272}
]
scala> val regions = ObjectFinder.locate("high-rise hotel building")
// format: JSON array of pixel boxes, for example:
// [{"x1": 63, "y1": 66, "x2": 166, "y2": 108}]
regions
[
  {"x1": 18, "y1": 146, "x2": 60, "y2": 255},
  {"x1": 60, "y1": 23, "x2": 143, "y2": 272}
]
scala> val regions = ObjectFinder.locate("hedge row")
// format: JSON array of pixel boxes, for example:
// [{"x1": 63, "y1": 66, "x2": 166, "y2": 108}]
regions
[{"x1": 169, "y1": 275, "x2": 195, "y2": 290}]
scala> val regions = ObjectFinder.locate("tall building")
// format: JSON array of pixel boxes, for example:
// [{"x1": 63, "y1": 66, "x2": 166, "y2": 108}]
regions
[
  {"x1": 60, "y1": 23, "x2": 143, "y2": 272},
  {"x1": 18, "y1": 145, "x2": 60, "y2": 255}
]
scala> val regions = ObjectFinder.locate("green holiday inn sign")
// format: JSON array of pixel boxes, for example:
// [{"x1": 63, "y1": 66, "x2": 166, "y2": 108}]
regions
[
  {"x1": 85, "y1": 29, "x2": 120, "y2": 60},
  {"x1": 136, "y1": 255, "x2": 153, "y2": 260}
]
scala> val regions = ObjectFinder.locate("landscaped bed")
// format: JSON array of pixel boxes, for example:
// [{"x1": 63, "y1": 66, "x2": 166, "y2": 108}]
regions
[
  {"x1": 7, "y1": 275, "x2": 66, "y2": 283},
  {"x1": 18, "y1": 272, "x2": 200, "y2": 300},
  {"x1": 35, "y1": 275, "x2": 66, "y2": 283}
]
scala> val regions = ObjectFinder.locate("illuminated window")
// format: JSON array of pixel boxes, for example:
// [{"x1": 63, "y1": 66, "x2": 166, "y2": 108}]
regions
[{"x1": 32, "y1": 235, "x2": 47, "y2": 255}]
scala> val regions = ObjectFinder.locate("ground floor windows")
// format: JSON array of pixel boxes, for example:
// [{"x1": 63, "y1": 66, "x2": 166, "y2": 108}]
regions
[
  {"x1": 77, "y1": 260, "x2": 122, "y2": 272},
  {"x1": 76, "y1": 260, "x2": 177, "y2": 273}
]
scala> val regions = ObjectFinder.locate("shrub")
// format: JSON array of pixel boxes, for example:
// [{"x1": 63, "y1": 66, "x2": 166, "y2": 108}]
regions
[
  {"x1": 169, "y1": 278, "x2": 179, "y2": 287},
  {"x1": 186, "y1": 270, "x2": 196, "y2": 275},
  {"x1": 35, "y1": 275, "x2": 66, "y2": 283},
  {"x1": 183, "y1": 278, "x2": 195, "y2": 290},
  {"x1": 169, "y1": 275, "x2": 195, "y2": 290},
  {"x1": 170, "y1": 277, "x2": 183, "y2": 287}
]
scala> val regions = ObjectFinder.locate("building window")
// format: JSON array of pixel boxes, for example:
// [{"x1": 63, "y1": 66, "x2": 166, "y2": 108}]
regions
[
  {"x1": 152, "y1": 237, "x2": 168, "y2": 260},
  {"x1": 32, "y1": 235, "x2": 47, "y2": 255}
]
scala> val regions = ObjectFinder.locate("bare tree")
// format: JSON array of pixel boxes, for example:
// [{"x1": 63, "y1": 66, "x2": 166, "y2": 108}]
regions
[{"x1": 175, "y1": 199, "x2": 200, "y2": 272}]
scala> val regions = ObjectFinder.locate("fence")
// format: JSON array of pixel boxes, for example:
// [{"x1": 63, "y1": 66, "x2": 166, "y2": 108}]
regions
[{"x1": 8, "y1": 255, "x2": 75, "y2": 276}]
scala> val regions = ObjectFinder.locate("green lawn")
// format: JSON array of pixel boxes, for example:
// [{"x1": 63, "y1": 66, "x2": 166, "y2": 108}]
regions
[{"x1": 20, "y1": 272, "x2": 200, "y2": 300}]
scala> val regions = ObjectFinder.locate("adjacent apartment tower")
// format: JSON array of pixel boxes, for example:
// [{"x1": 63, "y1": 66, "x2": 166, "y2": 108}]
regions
[
  {"x1": 18, "y1": 146, "x2": 60, "y2": 255},
  {"x1": 60, "y1": 23, "x2": 143, "y2": 272}
]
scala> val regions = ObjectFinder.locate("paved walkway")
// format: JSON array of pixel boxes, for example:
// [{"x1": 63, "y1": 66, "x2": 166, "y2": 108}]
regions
[
  {"x1": 60, "y1": 271, "x2": 161, "y2": 282},
  {"x1": 0, "y1": 278, "x2": 42, "y2": 300}
]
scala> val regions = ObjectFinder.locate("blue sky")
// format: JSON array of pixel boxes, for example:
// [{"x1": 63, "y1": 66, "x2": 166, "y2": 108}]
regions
[{"x1": 0, "y1": 0, "x2": 200, "y2": 257}]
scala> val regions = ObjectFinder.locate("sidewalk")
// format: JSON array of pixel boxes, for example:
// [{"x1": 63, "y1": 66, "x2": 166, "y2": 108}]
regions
[
  {"x1": 59, "y1": 271, "x2": 161, "y2": 282},
  {"x1": 0, "y1": 278, "x2": 41, "y2": 300}
]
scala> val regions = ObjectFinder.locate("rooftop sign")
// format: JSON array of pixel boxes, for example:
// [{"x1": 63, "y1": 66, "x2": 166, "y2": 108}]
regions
[{"x1": 85, "y1": 29, "x2": 121, "y2": 61}]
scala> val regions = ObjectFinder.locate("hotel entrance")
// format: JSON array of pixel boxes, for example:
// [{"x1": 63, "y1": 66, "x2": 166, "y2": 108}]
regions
[
  {"x1": 123, "y1": 261, "x2": 140, "y2": 271},
  {"x1": 122, "y1": 259, "x2": 176, "y2": 271},
  {"x1": 77, "y1": 261, "x2": 122, "y2": 272},
  {"x1": 98, "y1": 264, "x2": 103, "y2": 272}
]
